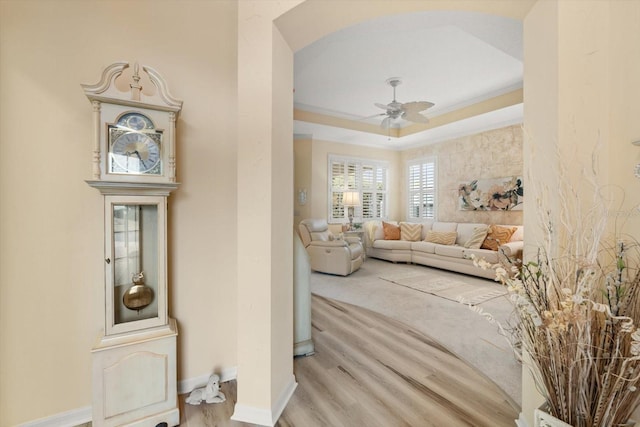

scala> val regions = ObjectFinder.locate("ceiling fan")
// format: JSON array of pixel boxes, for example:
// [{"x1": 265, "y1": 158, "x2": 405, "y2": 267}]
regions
[{"x1": 374, "y1": 78, "x2": 434, "y2": 129}]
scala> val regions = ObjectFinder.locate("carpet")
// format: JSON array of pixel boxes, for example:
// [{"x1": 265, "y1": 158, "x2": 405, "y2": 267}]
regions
[{"x1": 379, "y1": 272, "x2": 508, "y2": 305}]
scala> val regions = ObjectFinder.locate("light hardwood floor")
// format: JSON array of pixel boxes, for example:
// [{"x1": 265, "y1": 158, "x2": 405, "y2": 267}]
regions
[{"x1": 179, "y1": 294, "x2": 519, "y2": 426}]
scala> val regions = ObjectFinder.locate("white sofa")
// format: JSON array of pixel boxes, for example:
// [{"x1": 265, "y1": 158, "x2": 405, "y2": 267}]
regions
[{"x1": 363, "y1": 220, "x2": 524, "y2": 280}]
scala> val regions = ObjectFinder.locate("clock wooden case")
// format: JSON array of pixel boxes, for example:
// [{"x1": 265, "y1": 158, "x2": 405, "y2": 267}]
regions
[{"x1": 82, "y1": 62, "x2": 182, "y2": 427}]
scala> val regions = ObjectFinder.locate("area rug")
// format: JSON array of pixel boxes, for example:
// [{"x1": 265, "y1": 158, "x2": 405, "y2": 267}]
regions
[{"x1": 379, "y1": 272, "x2": 508, "y2": 305}]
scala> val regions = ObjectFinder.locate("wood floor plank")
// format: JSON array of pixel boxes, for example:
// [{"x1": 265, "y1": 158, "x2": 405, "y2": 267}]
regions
[{"x1": 179, "y1": 294, "x2": 520, "y2": 426}]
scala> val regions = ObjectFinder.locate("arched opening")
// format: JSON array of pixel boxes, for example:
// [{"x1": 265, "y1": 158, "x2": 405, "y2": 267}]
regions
[
  {"x1": 235, "y1": 1, "x2": 534, "y2": 424},
  {"x1": 291, "y1": 4, "x2": 524, "y2": 409},
  {"x1": 234, "y1": 1, "x2": 532, "y2": 424}
]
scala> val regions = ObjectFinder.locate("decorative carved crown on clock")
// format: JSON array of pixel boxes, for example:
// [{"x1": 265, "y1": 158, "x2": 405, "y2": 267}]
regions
[{"x1": 82, "y1": 62, "x2": 183, "y2": 193}]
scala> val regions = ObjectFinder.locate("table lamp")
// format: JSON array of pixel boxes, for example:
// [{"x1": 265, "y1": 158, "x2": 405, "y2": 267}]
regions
[{"x1": 343, "y1": 191, "x2": 361, "y2": 231}]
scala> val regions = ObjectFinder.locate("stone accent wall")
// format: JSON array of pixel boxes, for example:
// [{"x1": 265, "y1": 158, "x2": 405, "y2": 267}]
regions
[{"x1": 401, "y1": 125, "x2": 523, "y2": 225}]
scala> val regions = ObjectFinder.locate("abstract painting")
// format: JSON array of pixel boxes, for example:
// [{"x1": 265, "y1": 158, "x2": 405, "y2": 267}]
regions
[{"x1": 458, "y1": 176, "x2": 523, "y2": 211}]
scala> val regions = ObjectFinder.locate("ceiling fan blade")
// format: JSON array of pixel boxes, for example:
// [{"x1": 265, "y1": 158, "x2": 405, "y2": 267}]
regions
[
  {"x1": 357, "y1": 112, "x2": 386, "y2": 121},
  {"x1": 380, "y1": 116, "x2": 392, "y2": 129},
  {"x1": 402, "y1": 111, "x2": 429, "y2": 124},
  {"x1": 374, "y1": 102, "x2": 390, "y2": 111},
  {"x1": 402, "y1": 101, "x2": 435, "y2": 113}
]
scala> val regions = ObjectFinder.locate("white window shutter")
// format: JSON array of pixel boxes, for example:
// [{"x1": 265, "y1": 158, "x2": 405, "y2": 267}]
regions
[
  {"x1": 407, "y1": 158, "x2": 436, "y2": 220},
  {"x1": 328, "y1": 155, "x2": 388, "y2": 223}
]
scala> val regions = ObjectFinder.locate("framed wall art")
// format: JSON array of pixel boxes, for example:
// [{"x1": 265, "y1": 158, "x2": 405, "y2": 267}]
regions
[{"x1": 458, "y1": 176, "x2": 523, "y2": 211}]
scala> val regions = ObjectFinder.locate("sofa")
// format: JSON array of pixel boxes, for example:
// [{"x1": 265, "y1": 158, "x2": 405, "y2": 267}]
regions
[
  {"x1": 299, "y1": 218, "x2": 364, "y2": 276},
  {"x1": 363, "y1": 220, "x2": 523, "y2": 280}
]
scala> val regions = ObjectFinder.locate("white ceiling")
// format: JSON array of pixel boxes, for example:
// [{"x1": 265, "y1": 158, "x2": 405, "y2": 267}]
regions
[{"x1": 293, "y1": 11, "x2": 523, "y2": 150}]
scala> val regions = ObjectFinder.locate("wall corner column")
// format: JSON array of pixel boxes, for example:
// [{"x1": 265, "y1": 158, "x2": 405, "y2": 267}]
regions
[{"x1": 234, "y1": 1, "x2": 301, "y2": 425}]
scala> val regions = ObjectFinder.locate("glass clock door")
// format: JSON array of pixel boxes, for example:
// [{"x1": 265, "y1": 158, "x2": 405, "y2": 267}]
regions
[{"x1": 105, "y1": 195, "x2": 167, "y2": 335}]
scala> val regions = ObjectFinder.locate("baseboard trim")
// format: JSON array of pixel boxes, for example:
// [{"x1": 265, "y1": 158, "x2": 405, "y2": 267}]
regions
[
  {"x1": 18, "y1": 406, "x2": 91, "y2": 427},
  {"x1": 230, "y1": 403, "x2": 274, "y2": 426},
  {"x1": 515, "y1": 411, "x2": 529, "y2": 427},
  {"x1": 231, "y1": 374, "x2": 298, "y2": 426},
  {"x1": 177, "y1": 366, "x2": 238, "y2": 395},
  {"x1": 272, "y1": 375, "x2": 298, "y2": 424},
  {"x1": 18, "y1": 366, "x2": 274, "y2": 426}
]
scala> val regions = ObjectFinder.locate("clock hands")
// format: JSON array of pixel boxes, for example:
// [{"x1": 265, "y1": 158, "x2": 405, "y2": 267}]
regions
[
  {"x1": 133, "y1": 150, "x2": 147, "y2": 168},
  {"x1": 112, "y1": 132, "x2": 159, "y2": 173},
  {"x1": 124, "y1": 150, "x2": 147, "y2": 168}
]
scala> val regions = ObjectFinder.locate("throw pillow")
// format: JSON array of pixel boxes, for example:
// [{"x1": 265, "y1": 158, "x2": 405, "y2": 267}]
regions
[
  {"x1": 464, "y1": 226, "x2": 489, "y2": 249},
  {"x1": 400, "y1": 222, "x2": 422, "y2": 241},
  {"x1": 382, "y1": 221, "x2": 401, "y2": 240},
  {"x1": 424, "y1": 230, "x2": 457, "y2": 245},
  {"x1": 481, "y1": 225, "x2": 517, "y2": 251}
]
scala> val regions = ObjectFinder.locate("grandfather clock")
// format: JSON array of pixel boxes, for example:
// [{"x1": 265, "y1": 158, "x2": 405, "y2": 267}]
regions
[{"x1": 82, "y1": 62, "x2": 182, "y2": 427}]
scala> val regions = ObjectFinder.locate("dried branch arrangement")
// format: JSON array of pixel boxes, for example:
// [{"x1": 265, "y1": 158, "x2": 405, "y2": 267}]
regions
[{"x1": 473, "y1": 168, "x2": 640, "y2": 427}]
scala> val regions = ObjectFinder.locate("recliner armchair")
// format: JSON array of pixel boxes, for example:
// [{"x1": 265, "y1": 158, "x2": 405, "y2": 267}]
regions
[{"x1": 298, "y1": 219, "x2": 364, "y2": 276}]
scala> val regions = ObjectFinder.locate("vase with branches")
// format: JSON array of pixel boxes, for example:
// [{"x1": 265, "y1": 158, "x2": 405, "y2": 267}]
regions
[{"x1": 472, "y1": 171, "x2": 640, "y2": 427}]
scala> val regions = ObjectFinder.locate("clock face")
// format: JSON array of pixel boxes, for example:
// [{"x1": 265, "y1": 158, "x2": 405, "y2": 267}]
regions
[
  {"x1": 126, "y1": 115, "x2": 147, "y2": 131},
  {"x1": 120, "y1": 112, "x2": 154, "y2": 131},
  {"x1": 110, "y1": 132, "x2": 161, "y2": 174}
]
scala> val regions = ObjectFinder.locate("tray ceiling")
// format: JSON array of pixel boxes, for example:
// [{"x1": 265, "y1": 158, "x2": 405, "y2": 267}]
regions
[{"x1": 293, "y1": 11, "x2": 523, "y2": 149}]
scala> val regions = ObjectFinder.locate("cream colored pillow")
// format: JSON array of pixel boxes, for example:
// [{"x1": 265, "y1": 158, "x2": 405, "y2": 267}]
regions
[
  {"x1": 424, "y1": 230, "x2": 457, "y2": 245},
  {"x1": 464, "y1": 226, "x2": 489, "y2": 249},
  {"x1": 400, "y1": 222, "x2": 422, "y2": 241}
]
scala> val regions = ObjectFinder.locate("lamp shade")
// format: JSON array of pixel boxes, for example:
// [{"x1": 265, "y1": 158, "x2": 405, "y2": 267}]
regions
[{"x1": 343, "y1": 191, "x2": 361, "y2": 207}]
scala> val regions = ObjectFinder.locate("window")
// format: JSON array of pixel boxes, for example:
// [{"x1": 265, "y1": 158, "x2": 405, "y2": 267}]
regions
[
  {"x1": 407, "y1": 157, "x2": 436, "y2": 220},
  {"x1": 328, "y1": 155, "x2": 388, "y2": 223}
]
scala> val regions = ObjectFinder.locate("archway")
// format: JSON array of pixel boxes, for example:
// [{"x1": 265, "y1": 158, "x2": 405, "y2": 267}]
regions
[{"x1": 234, "y1": 1, "x2": 550, "y2": 426}]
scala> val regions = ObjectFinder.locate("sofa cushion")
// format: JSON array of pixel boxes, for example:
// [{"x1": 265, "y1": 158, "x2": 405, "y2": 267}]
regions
[
  {"x1": 463, "y1": 248, "x2": 500, "y2": 264},
  {"x1": 434, "y1": 245, "x2": 465, "y2": 259},
  {"x1": 373, "y1": 240, "x2": 412, "y2": 250},
  {"x1": 425, "y1": 230, "x2": 457, "y2": 245},
  {"x1": 419, "y1": 220, "x2": 435, "y2": 240},
  {"x1": 456, "y1": 223, "x2": 487, "y2": 246},
  {"x1": 464, "y1": 226, "x2": 490, "y2": 249},
  {"x1": 383, "y1": 221, "x2": 401, "y2": 240},
  {"x1": 432, "y1": 222, "x2": 458, "y2": 233},
  {"x1": 400, "y1": 222, "x2": 422, "y2": 241},
  {"x1": 481, "y1": 225, "x2": 517, "y2": 251},
  {"x1": 411, "y1": 241, "x2": 437, "y2": 254}
]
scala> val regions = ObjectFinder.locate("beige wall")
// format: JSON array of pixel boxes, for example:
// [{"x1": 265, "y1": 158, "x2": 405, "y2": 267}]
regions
[
  {"x1": 235, "y1": 1, "x2": 302, "y2": 421},
  {"x1": 293, "y1": 137, "x2": 313, "y2": 226},
  {"x1": 0, "y1": 1, "x2": 238, "y2": 425},
  {"x1": 402, "y1": 125, "x2": 523, "y2": 225},
  {"x1": 608, "y1": 2, "x2": 640, "y2": 231},
  {"x1": 523, "y1": 1, "x2": 640, "y2": 425},
  {"x1": 522, "y1": 1, "x2": 559, "y2": 421}
]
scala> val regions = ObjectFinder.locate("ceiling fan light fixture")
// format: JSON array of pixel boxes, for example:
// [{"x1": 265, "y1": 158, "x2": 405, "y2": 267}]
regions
[{"x1": 374, "y1": 77, "x2": 434, "y2": 130}]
